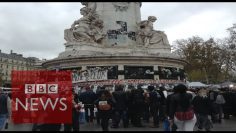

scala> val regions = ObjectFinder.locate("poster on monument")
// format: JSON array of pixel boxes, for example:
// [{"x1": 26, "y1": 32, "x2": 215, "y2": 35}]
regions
[{"x1": 72, "y1": 66, "x2": 118, "y2": 82}]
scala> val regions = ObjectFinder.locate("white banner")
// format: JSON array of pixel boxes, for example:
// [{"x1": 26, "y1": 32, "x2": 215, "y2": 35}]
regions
[{"x1": 72, "y1": 66, "x2": 109, "y2": 82}]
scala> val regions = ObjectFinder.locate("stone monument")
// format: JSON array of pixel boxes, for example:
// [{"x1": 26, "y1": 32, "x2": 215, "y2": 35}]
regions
[{"x1": 43, "y1": 2, "x2": 187, "y2": 86}]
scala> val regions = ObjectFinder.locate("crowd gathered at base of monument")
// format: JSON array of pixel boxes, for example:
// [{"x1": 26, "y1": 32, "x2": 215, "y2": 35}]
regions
[{"x1": 1, "y1": 84, "x2": 236, "y2": 131}]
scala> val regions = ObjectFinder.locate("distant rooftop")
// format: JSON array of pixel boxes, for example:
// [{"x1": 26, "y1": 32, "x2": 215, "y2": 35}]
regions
[{"x1": 0, "y1": 49, "x2": 39, "y2": 62}]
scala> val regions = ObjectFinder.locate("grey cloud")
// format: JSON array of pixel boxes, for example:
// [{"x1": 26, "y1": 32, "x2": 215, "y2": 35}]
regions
[
  {"x1": 0, "y1": 2, "x2": 83, "y2": 60},
  {"x1": 141, "y1": 2, "x2": 236, "y2": 30},
  {"x1": 0, "y1": 2, "x2": 235, "y2": 60}
]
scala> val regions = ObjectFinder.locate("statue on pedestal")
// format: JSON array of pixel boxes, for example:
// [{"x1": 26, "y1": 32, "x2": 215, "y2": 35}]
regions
[
  {"x1": 136, "y1": 16, "x2": 170, "y2": 48},
  {"x1": 64, "y1": 3, "x2": 105, "y2": 44}
]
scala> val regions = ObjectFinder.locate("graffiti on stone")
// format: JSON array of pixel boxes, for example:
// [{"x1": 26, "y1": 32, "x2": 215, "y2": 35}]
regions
[
  {"x1": 107, "y1": 21, "x2": 136, "y2": 45},
  {"x1": 116, "y1": 21, "x2": 127, "y2": 33}
]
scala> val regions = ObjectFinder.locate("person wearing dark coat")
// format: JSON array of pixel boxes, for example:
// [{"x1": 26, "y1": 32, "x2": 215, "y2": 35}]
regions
[
  {"x1": 0, "y1": 89, "x2": 10, "y2": 131},
  {"x1": 111, "y1": 85, "x2": 129, "y2": 128},
  {"x1": 148, "y1": 85, "x2": 161, "y2": 128},
  {"x1": 94, "y1": 89, "x2": 114, "y2": 131},
  {"x1": 166, "y1": 87, "x2": 178, "y2": 131},
  {"x1": 95, "y1": 86, "x2": 105, "y2": 125},
  {"x1": 192, "y1": 88, "x2": 213, "y2": 131},
  {"x1": 158, "y1": 86, "x2": 167, "y2": 121},
  {"x1": 143, "y1": 88, "x2": 151, "y2": 123},
  {"x1": 79, "y1": 86, "x2": 97, "y2": 123},
  {"x1": 222, "y1": 90, "x2": 233, "y2": 119},
  {"x1": 169, "y1": 84, "x2": 197, "y2": 131},
  {"x1": 208, "y1": 90, "x2": 218, "y2": 123},
  {"x1": 125, "y1": 86, "x2": 135, "y2": 127},
  {"x1": 130, "y1": 85, "x2": 145, "y2": 127}
]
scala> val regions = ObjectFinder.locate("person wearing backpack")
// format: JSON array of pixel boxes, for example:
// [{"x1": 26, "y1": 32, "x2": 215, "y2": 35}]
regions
[
  {"x1": 215, "y1": 91, "x2": 226, "y2": 123},
  {"x1": 94, "y1": 89, "x2": 114, "y2": 131},
  {"x1": 208, "y1": 89, "x2": 218, "y2": 123}
]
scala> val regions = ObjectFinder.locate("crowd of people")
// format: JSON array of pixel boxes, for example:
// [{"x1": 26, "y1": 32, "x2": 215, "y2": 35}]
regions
[
  {"x1": 1, "y1": 84, "x2": 236, "y2": 131},
  {"x1": 70, "y1": 84, "x2": 236, "y2": 131}
]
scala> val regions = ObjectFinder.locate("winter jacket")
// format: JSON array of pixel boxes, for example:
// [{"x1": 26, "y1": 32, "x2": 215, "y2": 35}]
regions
[
  {"x1": 112, "y1": 91, "x2": 128, "y2": 111},
  {"x1": 192, "y1": 95, "x2": 211, "y2": 115},
  {"x1": 79, "y1": 90, "x2": 97, "y2": 106},
  {"x1": 169, "y1": 93, "x2": 193, "y2": 120}
]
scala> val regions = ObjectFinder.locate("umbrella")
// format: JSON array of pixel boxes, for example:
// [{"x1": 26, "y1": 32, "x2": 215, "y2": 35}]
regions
[{"x1": 188, "y1": 82, "x2": 208, "y2": 88}]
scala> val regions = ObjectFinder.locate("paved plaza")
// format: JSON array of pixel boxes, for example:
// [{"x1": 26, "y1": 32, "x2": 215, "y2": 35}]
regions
[{"x1": 3, "y1": 116, "x2": 236, "y2": 131}]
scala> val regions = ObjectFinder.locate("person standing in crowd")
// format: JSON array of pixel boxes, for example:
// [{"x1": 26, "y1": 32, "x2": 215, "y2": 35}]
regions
[
  {"x1": 232, "y1": 90, "x2": 236, "y2": 117},
  {"x1": 125, "y1": 85, "x2": 135, "y2": 127},
  {"x1": 169, "y1": 84, "x2": 196, "y2": 131},
  {"x1": 94, "y1": 89, "x2": 114, "y2": 131},
  {"x1": 221, "y1": 88, "x2": 232, "y2": 119},
  {"x1": 95, "y1": 86, "x2": 105, "y2": 125},
  {"x1": 215, "y1": 90, "x2": 226, "y2": 123},
  {"x1": 64, "y1": 92, "x2": 81, "y2": 131},
  {"x1": 0, "y1": 88, "x2": 11, "y2": 131},
  {"x1": 148, "y1": 85, "x2": 161, "y2": 128},
  {"x1": 158, "y1": 86, "x2": 167, "y2": 121},
  {"x1": 130, "y1": 85, "x2": 145, "y2": 127},
  {"x1": 111, "y1": 85, "x2": 129, "y2": 128},
  {"x1": 208, "y1": 89, "x2": 219, "y2": 123},
  {"x1": 79, "y1": 86, "x2": 97, "y2": 123},
  {"x1": 143, "y1": 88, "x2": 150, "y2": 123},
  {"x1": 192, "y1": 88, "x2": 213, "y2": 131},
  {"x1": 166, "y1": 86, "x2": 178, "y2": 131}
]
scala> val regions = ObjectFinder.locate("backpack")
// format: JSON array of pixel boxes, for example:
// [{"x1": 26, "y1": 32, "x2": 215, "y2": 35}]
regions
[
  {"x1": 215, "y1": 94, "x2": 225, "y2": 104},
  {"x1": 98, "y1": 100, "x2": 111, "y2": 111}
]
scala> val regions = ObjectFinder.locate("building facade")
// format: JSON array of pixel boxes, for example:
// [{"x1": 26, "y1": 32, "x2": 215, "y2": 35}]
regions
[{"x1": 0, "y1": 50, "x2": 41, "y2": 86}]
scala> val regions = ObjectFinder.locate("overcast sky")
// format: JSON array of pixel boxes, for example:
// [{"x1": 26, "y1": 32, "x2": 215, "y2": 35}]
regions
[{"x1": 0, "y1": 2, "x2": 235, "y2": 60}]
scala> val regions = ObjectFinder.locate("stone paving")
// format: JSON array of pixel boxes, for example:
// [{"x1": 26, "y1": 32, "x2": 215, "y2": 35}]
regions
[{"x1": 3, "y1": 115, "x2": 236, "y2": 131}]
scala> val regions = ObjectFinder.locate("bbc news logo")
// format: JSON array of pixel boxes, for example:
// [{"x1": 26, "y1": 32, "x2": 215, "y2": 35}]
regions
[
  {"x1": 25, "y1": 84, "x2": 58, "y2": 94},
  {"x1": 12, "y1": 70, "x2": 72, "y2": 124},
  {"x1": 15, "y1": 84, "x2": 67, "y2": 112}
]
